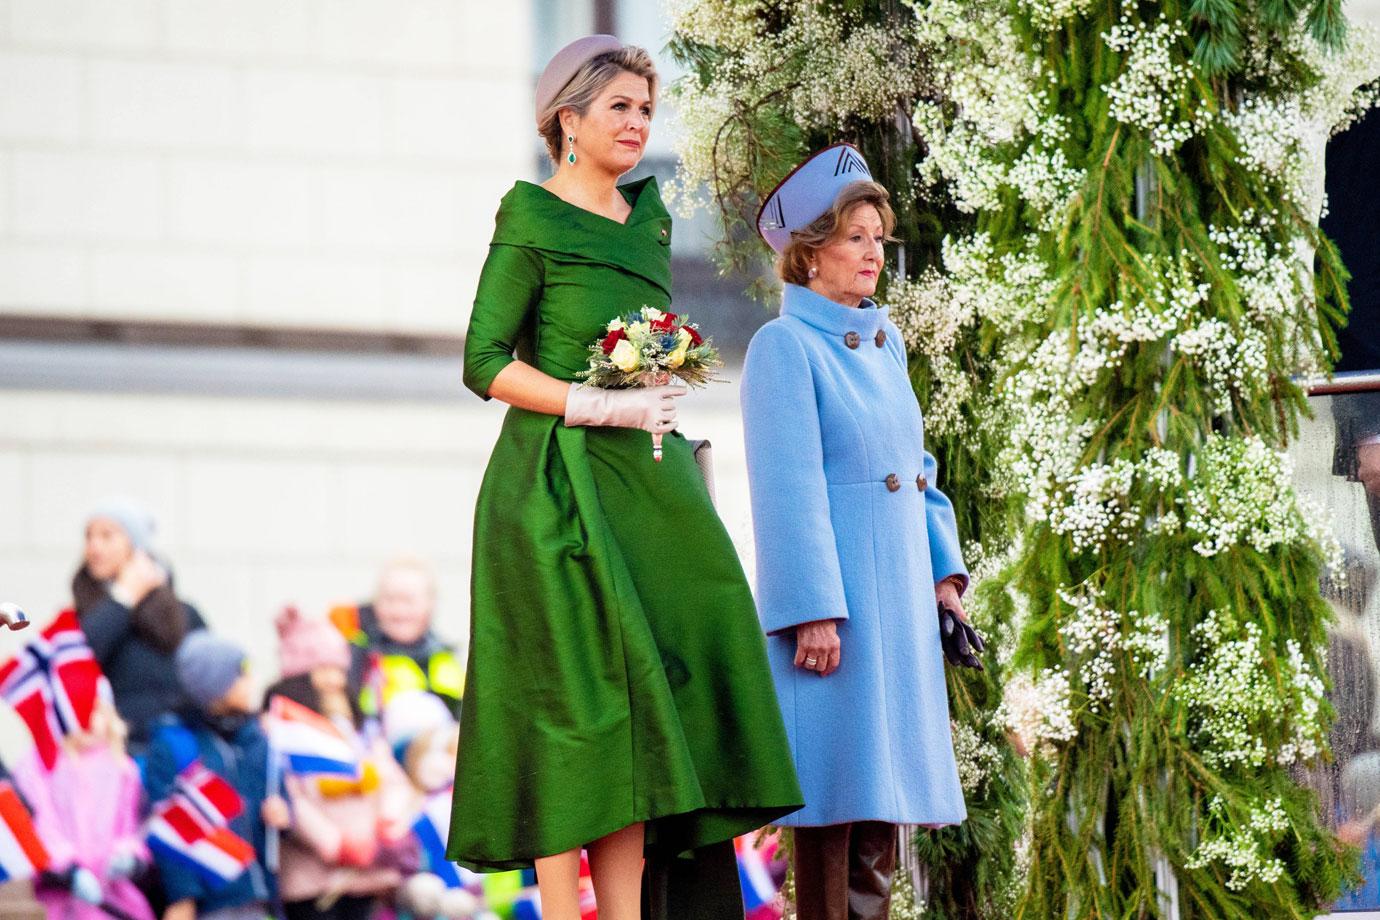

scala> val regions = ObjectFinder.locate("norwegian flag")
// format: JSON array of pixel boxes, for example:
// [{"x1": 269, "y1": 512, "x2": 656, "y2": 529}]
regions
[
  {"x1": 146, "y1": 760, "x2": 255, "y2": 889},
  {"x1": 0, "y1": 609, "x2": 103, "y2": 769},
  {"x1": 0, "y1": 782, "x2": 49, "y2": 883}
]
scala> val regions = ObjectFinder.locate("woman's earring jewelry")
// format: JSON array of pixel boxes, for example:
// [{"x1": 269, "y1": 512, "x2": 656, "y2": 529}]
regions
[
  {"x1": 567, "y1": 135, "x2": 576, "y2": 165},
  {"x1": 808, "y1": 266, "x2": 818, "y2": 278}
]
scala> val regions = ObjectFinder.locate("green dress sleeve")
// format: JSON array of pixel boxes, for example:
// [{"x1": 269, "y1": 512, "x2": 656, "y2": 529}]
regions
[{"x1": 462, "y1": 243, "x2": 545, "y2": 400}]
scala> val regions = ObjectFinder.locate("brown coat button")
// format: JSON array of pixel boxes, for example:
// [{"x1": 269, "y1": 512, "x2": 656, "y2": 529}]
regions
[
  {"x1": 885, "y1": 473, "x2": 900, "y2": 492},
  {"x1": 916, "y1": 474, "x2": 929, "y2": 491},
  {"x1": 874, "y1": 329, "x2": 886, "y2": 348},
  {"x1": 844, "y1": 332, "x2": 861, "y2": 349}
]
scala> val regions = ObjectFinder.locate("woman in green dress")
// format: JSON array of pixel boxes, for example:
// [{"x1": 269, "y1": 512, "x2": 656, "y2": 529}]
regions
[{"x1": 448, "y1": 35, "x2": 803, "y2": 920}]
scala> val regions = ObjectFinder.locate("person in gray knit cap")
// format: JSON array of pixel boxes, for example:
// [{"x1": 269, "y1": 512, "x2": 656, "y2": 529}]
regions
[
  {"x1": 72, "y1": 496, "x2": 206, "y2": 754},
  {"x1": 144, "y1": 632, "x2": 285, "y2": 920}
]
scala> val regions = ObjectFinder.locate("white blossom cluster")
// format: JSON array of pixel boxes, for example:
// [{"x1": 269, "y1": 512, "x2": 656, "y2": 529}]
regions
[
  {"x1": 1181, "y1": 435, "x2": 1337, "y2": 568},
  {"x1": 665, "y1": 0, "x2": 763, "y2": 51},
  {"x1": 1208, "y1": 214, "x2": 1324, "y2": 376},
  {"x1": 1005, "y1": 125, "x2": 1086, "y2": 231},
  {"x1": 666, "y1": 0, "x2": 926, "y2": 216},
  {"x1": 790, "y1": 14, "x2": 923, "y2": 127},
  {"x1": 1178, "y1": 610, "x2": 1327, "y2": 770},
  {"x1": 1185, "y1": 796, "x2": 1289, "y2": 891},
  {"x1": 1276, "y1": 638, "x2": 1327, "y2": 765},
  {"x1": 1178, "y1": 613, "x2": 1273, "y2": 768},
  {"x1": 951, "y1": 719, "x2": 1003, "y2": 794},
  {"x1": 1208, "y1": 214, "x2": 1301, "y2": 321},
  {"x1": 884, "y1": 269, "x2": 971, "y2": 361},
  {"x1": 1018, "y1": 0, "x2": 1096, "y2": 31},
  {"x1": 1056, "y1": 583, "x2": 1169, "y2": 711},
  {"x1": 1138, "y1": 447, "x2": 1183, "y2": 491},
  {"x1": 942, "y1": 232, "x2": 1056, "y2": 333},
  {"x1": 1048, "y1": 459, "x2": 1139, "y2": 556},
  {"x1": 885, "y1": 234, "x2": 1054, "y2": 437},
  {"x1": 1171, "y1": 319, "x2": 1269, "y2": 412},
  {"x1": 912, "y1": 0, "x2": 1084, "y2": 228},
  {"x1": 1223, "y1": 95, "x2": 1308, "y2": 198},
  {"x1": 1102, "y1": 15, "x2": 1206, "y2": 155},
  {"x1": 1308, "y1": 24, "x2": 1380, "y2": 140},
  {"x1": 1002, "y1": 346, "x2": 1096, "y2": 522},
  {"x1": 997, "y1": 667, "x2": 1079, "y2": 758},
  {"x1": 664, "y1": 77, "x2": 738, "y2": 216}
]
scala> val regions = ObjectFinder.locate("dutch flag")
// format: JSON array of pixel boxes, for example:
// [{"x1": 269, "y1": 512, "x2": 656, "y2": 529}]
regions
[{"x1": 264, "y1": 695, "x2": 361, "y2": 778}]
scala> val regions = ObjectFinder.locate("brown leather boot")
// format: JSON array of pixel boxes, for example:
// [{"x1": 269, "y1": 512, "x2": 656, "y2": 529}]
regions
[
  {"x1": 793, "y1": 824, "x2": 851, "y2": 920},
  {"x1": 847, "y1": 822, "x2": 897, "y2": 920}
]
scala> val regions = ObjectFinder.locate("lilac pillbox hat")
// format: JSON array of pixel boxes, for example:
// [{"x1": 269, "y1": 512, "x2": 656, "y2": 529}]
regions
[
  {"x1": 756, "y1": 143, "x2": 875, "y2": 254},
  {"x1": 535, "y1": 34, "x2": 624, "y2": 128}
]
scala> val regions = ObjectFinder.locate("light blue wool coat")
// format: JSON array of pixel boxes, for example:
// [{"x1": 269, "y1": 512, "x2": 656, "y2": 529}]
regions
[{"x1": 741, "y1": 282, "x2": 969, "y2": 828}]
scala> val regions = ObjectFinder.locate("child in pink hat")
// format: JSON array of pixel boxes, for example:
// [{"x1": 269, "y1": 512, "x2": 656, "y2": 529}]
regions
[{"x1": 265, "y1": 607, "x2": 417, "y2": 920}]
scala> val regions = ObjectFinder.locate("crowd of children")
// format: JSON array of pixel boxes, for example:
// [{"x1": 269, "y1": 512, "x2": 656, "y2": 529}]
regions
[{"x1": 0, "y1": 502, "x2": 787, "y2": 920}]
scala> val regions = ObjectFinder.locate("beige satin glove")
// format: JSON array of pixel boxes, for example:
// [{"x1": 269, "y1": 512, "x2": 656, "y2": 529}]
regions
[{"x1": 563, "y1": 382, "x2": 686, "y2": 434}]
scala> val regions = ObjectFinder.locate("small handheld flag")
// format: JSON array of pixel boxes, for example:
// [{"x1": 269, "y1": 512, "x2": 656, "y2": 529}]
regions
[
  {"x1": 0, "y1": 781, "x2": 49, "y2": 883},
  {"x1": 146, "y1": 761, "x2": 255, "y2": 889},
  {"x1": 264, "y1": 695, "x2": 361, "y2": 778},
  {"x1": 0, "y1": 610, "x2": 103, "y2": 769}
]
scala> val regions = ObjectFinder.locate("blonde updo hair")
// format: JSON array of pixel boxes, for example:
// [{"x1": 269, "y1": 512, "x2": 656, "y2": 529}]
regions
[
  {"x1": 777, "y1": 181, "x2": 897, "y2": 286},
  {"x1": 537, "y1": 46, "x2": 659, "y2": 165}
]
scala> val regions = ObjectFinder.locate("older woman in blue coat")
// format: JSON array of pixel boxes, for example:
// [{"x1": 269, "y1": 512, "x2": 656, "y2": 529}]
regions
[{"x1": 741, "y1": 145, "x2": 975, "y2": 920}]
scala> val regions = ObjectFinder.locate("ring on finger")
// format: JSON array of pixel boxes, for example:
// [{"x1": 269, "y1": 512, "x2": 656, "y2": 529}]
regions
[{"x1": 804, "y1": 656, "x2": 818, "y2": 667}]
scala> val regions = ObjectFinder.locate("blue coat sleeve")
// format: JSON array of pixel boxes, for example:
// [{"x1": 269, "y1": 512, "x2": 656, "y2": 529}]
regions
[
  {"x1": 881, "y1": 320, "x2": 968, "y2": 591},
  {"x1": 461, "y1": 244, "x2": 544, "y2": 401},
  {"x1": 922, "y1": 451, "x2": 968, "y2": 592},
  {"x1": 741, "y1": 322, "x2": 849, "y2": 635}
]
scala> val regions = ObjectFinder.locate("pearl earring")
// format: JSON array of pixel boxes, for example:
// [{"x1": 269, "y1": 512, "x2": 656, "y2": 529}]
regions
[
  {"x1": 808, "y1": 266, "x2": 817, "y2": 279},
  {"x1": 567, "y1": 135, "x2": 576, "y2": 165}
]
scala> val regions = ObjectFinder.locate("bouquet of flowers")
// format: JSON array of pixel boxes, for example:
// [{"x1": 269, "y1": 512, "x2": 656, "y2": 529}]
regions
[{"x1": 580, "y1": 306, "x2": 724, "y2": 460}]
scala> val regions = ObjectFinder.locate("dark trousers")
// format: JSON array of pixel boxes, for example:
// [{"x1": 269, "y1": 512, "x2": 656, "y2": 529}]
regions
[
  {"x1": 642, "y1": 839, "x2": 745, "y2": 920},
  {"x1": 793, "y1": 822, "x2": 897, "y2": 920},
  {"x1": 284, "y1": 894, "x2": 377, "y2": 920}
]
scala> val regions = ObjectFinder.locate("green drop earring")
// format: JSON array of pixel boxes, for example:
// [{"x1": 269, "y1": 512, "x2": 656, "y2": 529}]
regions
[{"x1": 567, "y1": 135, "x2": 576, "y2": 165}]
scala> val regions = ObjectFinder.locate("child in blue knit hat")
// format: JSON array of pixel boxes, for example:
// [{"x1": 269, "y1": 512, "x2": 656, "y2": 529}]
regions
[{"x1": 144, "y1": 631, "x2": 287, "y2": 920}]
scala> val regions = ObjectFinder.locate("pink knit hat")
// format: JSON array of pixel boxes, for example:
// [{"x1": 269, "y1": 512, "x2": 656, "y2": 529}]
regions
[{"x1": 276, "y1": 605, "x2": 351, "y2": 678}]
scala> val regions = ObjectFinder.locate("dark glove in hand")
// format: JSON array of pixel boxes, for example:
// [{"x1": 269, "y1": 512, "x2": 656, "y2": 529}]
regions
[{"x1": 938, "y1": 602, "x2": 986, "y2": 670}]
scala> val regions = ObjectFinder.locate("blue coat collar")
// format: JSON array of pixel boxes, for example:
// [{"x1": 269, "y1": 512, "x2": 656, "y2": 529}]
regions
[{"x1": 781, "y1": 283, "x2": 888, "y2": 336}]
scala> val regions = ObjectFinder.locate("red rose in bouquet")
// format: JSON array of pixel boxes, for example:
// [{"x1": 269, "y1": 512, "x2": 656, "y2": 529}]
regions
[{"x1": 601, "y1": 328, "x2": 629, "y2": 355}]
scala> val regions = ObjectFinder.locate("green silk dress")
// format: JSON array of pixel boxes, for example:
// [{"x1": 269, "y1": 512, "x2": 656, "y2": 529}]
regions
[{"x1": 448, "y1": 176, "x2": 803, "y2": 872}]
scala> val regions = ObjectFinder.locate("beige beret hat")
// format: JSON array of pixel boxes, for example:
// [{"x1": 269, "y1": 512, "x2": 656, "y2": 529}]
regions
[{"x1": 534, "y1": 34, "x2": 623, "y2": 128}]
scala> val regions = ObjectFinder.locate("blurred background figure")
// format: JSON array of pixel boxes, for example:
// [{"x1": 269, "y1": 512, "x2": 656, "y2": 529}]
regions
[
  {"x1": 146, "y1": 632, "x2": 278, "y2": 920},
  {"x1": 73, "y1": 498, "x2": 206, "y2": 756},
  {"x1": 9, "y1": 692, "x2": 154, "y2": 920},
  {"x1": 264, "y1": 608, "x2": 417, "y2": 920},
  {"x1": 333, "y1": 557, "x2": 464, "y2": 720}
]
